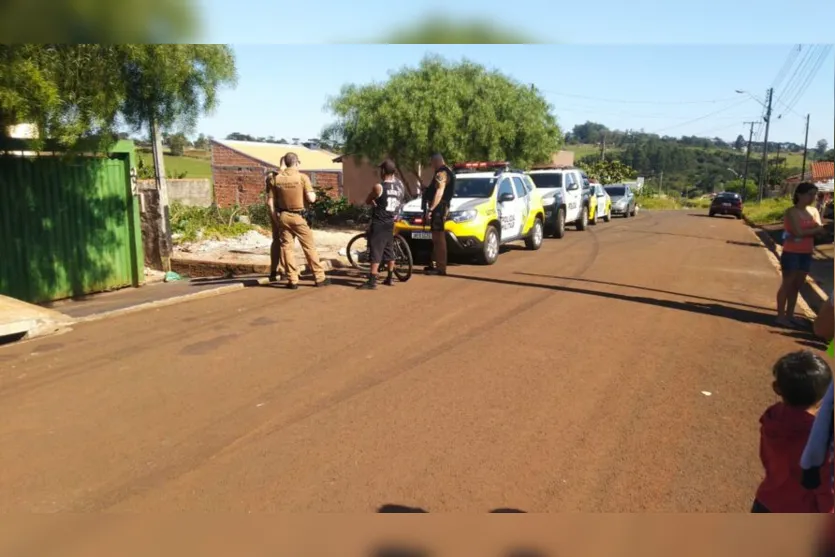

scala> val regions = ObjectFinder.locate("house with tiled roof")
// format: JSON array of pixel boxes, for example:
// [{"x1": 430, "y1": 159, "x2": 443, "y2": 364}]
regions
[{"x1": 210, "y1": 139, "x2": 343, "y2": 208}]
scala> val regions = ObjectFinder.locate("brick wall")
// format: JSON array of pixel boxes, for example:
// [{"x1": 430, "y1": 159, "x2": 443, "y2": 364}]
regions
[{"x1": 211, "y1": 142, "x2": 342, "y2": 208}]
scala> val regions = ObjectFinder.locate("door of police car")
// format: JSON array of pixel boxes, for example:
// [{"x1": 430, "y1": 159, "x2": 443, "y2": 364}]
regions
[{"x1": 496, "y1": 177, "x2": 524, "y2": 240}]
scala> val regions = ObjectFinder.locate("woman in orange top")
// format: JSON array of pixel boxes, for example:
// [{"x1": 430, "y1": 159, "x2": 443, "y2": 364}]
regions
[{"x1": 777, "y1": 182, "x2": 826, "y2": 327}]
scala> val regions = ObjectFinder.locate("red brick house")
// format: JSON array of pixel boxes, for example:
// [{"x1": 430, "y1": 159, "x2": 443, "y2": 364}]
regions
[{"x1": 211, "y1": 139, "x2": 343, "y2": 207}]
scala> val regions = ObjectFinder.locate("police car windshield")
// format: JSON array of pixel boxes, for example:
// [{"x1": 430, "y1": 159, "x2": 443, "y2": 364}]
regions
[
  {"x1": 528, "y1": 174, "x2": 563, "y2": 189},
  {"x1": 605, "y1": 186, "x2": 626, "y2": 196},
  {"x1": 453, "y1": 177, "x2": 496, "y2": 198}
]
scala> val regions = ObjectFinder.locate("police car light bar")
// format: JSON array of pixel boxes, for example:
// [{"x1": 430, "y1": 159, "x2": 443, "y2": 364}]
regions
[{"x1": 453, "y1": 161, "x2": 510, "y2": 171}]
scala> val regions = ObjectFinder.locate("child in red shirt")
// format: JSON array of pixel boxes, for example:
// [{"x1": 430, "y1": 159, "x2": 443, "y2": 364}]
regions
[{"x1": 752, "y1": 350, "x2": 833, "y2": 513}]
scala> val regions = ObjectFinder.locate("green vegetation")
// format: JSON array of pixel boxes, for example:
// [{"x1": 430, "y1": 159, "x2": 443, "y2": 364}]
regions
[
  {"x1": 137, "y1": 149, "x2": 212, "y2": 179},
  {"x1": 324, "y1": 55, "x2": 562, "y2": 178},
  {"x1": 636, "y1": 197, "x2": 682, "y2": 210},
  {"x1": 0, "y1": 45, "x2": 236, "y2": 148},
  {"x1": 364, "y1": 20, "x2": 539, "y2": 44},
  {"x1": 170, "y1": 203, "x2": 254, "y2": 244},
  {"x1": 744, "y1": 197, "x2": 793, "y2": 226}
]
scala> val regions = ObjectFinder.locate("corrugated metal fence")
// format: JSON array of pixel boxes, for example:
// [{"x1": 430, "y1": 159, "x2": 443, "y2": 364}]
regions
[{"x1": 0, "y1": 142, "x2": 144, "y2": 303}]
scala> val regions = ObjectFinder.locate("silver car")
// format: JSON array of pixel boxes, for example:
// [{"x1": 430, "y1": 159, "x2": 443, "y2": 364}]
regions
[{"x1": 605, "y1": 184, "x2": 637, "y2": 218}]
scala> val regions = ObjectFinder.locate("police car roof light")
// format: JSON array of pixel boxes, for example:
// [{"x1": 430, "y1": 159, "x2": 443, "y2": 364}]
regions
[{"x1": 453, "y1": 161, "x2": 510, "y2": 171}]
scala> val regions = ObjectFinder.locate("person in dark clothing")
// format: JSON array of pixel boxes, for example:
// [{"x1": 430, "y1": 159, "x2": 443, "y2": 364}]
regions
[
  {"x1": 423, "y1": 153, "x2": 455, "y2": 276},
  {"x1": 358, "y1": 159, "x2": 405, "y2": 290},
  {"x1": 752, "y1": 350, "x2": 833, "y2": 513}
]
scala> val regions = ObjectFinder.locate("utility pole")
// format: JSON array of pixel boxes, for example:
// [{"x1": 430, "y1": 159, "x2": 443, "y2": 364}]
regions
[
  {"x1": 757, "y1": 88, "x2": 773, "y2": 203},
  {"x1": 151, "y1": 118, "x2": 172, "y2": 272},
  {"x1": 741, "y1": 121, "x2": 757, "y2": 199},
  {"x1": 659, "y1": 170, "x2": 664, "y2": 196},
  {"x1": 801, "y1": 113, "x2": 811, "y2": 180}
]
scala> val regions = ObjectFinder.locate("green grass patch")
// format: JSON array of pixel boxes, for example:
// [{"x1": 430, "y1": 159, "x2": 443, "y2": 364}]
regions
[
  {"x1": 683, "y1": 197, "x2": 712, "y2": 209},
  {"x1": 137, "y1": 150, "x2": 213, "y2": 179},
  {"x1": 637, "y1": 196, "x2": 682, "y2": 210},
  {"x1": 170, "y1": 203, "x2": 255, "y2": 244},
  {"x1": 744, "y1": 197, "x2": 793, "y2": 226}
]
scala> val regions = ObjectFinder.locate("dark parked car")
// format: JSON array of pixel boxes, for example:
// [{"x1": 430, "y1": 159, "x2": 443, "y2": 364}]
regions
[{"x1": 709, "y1": 192, "x2": 743, "y2": 219}]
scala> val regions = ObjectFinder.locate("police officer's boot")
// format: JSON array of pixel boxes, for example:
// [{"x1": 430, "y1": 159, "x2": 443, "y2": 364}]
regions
[{"x1": 357, "y1": 274, "x2": 377, "y2": 290}]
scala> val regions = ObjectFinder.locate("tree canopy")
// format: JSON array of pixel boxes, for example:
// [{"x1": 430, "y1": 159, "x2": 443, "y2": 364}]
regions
[
  {"x1": 0, "y1": 45, "x2": 236, "y2": 148},
  {"x1": 1, "y1": 0, "x2": 196, "y2": 42},
  {"x1": 578, "y1": 159, "x2": 637, "y2": 185},
  {"x1": 323, "y1": 56, "x2": 562, "y2": 177}
]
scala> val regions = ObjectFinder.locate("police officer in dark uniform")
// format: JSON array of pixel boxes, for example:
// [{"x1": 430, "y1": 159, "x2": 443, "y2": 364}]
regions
[
  {"x1": 357, "y1": 159, "x2": 405, "y2": 290},
  {"x1": 423, "y1": 153, "x2": 456, "y2": 276}
]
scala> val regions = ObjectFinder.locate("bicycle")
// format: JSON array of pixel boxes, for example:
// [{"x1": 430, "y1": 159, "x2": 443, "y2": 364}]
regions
[{"x1": 345, "y1": 217, "x2": 414, "y2": 282}]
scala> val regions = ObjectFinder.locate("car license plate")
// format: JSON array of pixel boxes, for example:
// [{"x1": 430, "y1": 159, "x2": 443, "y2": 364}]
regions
[
  {"x1": 412, "y1": 231, "x2": 432, "y2": 240},
  {"x1": 722, "y1": 203, "x2": 731, "y2": 207}
]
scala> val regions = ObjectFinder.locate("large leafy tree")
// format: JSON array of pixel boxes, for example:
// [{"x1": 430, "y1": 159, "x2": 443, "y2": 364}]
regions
[
  {"x1": 1, "y1": 0, "x2": 196, "y2": 42},
  {"x1": 578, "y1": 159, "x2": 637, "y2": 184},
  {"x1": 323, "y1": 55, "x2": 562, "y2": 182},
  {"x1": 0, "y1": 45, "x2": 236, "y2": 147}
]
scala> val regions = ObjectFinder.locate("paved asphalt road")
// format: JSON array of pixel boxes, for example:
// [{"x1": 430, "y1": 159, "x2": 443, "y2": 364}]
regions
[{"x1": 0, "y1": 210, "x2": 827, "y2": 513}]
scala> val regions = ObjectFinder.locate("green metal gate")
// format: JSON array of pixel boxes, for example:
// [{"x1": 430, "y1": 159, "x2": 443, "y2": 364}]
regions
[{"x1": 0, "y1": 141, "x2": 144, "y2": 303}]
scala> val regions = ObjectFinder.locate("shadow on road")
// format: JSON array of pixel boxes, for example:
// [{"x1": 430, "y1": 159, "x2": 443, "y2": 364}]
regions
[
  {"x1": 451, "y1": 273, "x2": 782, "y2": 329},
  {"x1": 770, "y1": 329, "x2": 829, "y2": 352},
  {"x1": 189, "y1": 276, "x2": 264, "y2": 287},
  {"x1": 515, "y1": 272, "x2": 773, "y2": 312}
]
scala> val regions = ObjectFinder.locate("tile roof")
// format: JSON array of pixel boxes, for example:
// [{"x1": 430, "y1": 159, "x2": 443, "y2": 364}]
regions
[
  {"x1": 213, "y1": 140, "x2": 342, "y2": 172},
  {"x1": 811, "y1": 161, "x2": 834, "y2": 182}
]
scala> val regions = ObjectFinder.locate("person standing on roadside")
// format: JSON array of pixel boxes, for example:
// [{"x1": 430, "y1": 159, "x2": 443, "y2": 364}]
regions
[
  {"x1": 357, "y1": 159, "x2": 405, "y2": 290},
  {"x1": 423, "y1": 153, "x2": 455, "y2": 276},
  {"x1": 265, "y1": 156, "x2": 286, "y2": 283},
  {"x1": 777, "y1": 182, "x2": 826, "y2": 327},
  {"x1": 268, "y1": 152, "x2": 330, "y2": 289}
]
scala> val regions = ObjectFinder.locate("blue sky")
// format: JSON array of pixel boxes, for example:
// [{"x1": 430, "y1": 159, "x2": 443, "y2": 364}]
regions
[
  {"x1": 197, "y1": 0, "x2": 835, "y2": 45},
  {"x1": 196, "y1": 44, "x2": 834, "y2": 147}
]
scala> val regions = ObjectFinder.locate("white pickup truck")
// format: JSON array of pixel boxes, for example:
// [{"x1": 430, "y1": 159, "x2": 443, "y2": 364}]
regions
[{"x1": 527, "y1": 166, "x2": 592, "y2": 238}]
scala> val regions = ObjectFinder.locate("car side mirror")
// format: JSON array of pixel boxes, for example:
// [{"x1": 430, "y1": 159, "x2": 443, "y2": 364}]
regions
[
  {"x1": 567, "y1": 184, "x2": 579, "y2": 191},
  {"x1": 499, "y1": 192, "x2": 514, "y2": 203}
]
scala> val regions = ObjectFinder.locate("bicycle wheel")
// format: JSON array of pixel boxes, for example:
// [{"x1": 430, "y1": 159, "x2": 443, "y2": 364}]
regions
[
  {"x1": 393, "y1": 235, "x2": 413, "y2": 282},
  {"x1": 346, "y1": 233, "x2": 371, "y2": 271}
]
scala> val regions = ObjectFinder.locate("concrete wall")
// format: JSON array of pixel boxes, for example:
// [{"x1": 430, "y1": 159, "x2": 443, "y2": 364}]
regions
[
  {"x1": 138, "y1": 179, "x2": 212, "y2": 207},
  {"x1": 211, "y1": 142, "x2": 341, "y2": 208},
  {"x1": 341, "y1": 155, "x2": 434, "y2": 205}
]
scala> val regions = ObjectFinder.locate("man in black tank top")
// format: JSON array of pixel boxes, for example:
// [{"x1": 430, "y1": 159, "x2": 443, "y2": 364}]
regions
[
  {"x1": 423, "y1": 153, "x2": 455, "y2": 275},
  {"x1": 358, "y1": 159, "x2": 405, "y2": 290}
]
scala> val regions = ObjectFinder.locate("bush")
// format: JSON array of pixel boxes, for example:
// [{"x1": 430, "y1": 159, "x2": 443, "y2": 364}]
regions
[
  {"x1": 744, "y1": 197, "x2": 793, "y2": 226},
  {"x1": 637, "y1": 196, "x2": 681, "y2": 210},
  {"x1": 170, "y1": 202, "x2": 255, "y2": 244}
]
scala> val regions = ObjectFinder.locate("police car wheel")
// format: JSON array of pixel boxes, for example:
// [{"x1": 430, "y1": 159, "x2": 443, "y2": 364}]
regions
[
  {"x1": 479, "y1": 226, "x2": 500, "y2": 265},
  {"x1": 553, "y1": 208, "x2": 566, "y2": 239},
  {"x1": 525, "y1": 218, "x2": 543, "y2": 250}
]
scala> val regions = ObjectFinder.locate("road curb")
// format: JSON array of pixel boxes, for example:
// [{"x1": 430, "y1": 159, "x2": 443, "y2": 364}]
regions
[
  {"x1": 743, "y1": 215, "x2": 827, "y2": 318},
  {"x1": 70, "y1": 281, "x2": 257, "y2": 324}
]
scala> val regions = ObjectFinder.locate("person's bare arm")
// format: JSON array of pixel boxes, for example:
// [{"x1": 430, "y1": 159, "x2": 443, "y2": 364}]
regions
[
  {"x1": 813, "y1": 297, "x2": 834, "y2": 340},
  {"x1": 787, "y1": 208, "x2": 825, "y2": 237},
  {"x1": 366, "y1": 183, "x2": 383, "y2": 206},
  {"x1": 266, "y1": 180, "x2": 279, "y2": 226},
  {"x1": 428, "y1": 172, "x2": 447, "y2": 212},
  {"x1": 303, "y1": 175, "x2": 316, "y2": 204}
]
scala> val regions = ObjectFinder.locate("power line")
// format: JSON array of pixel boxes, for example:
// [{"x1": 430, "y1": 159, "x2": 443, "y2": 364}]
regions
[
  {"x1": 650, "y1": 98, "x2": 751, "y2": 134},
  {"x1": 783, "y1": 45, "x2": 832, "y2": 113},
  {"x1": 539, "y1": 90, "x2": 741, "y2": 106},
  {"x1": 771, "y1": 45, "x2": 802, "y2": 91},
  {"x1": 775, "y1": 45, "x2": 820, "y2": 108}
]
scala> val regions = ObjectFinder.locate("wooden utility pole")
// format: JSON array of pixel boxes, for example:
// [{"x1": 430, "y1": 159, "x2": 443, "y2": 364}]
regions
[
  {"x1": 801, "y1": 113, "x2": 811, "y2": 180},
  {"x1": 741, "y1": 121, "x2": 757, "y2": 198},
  {"x1": 758, "y1": 88, "x2": 774, "y2": 203},
  {"x1": 600, "y1": 135, "x2": 606, "y2": 161},
  {"x1": 151, "y1": 118, "x2": 172, "y2": 272}
]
